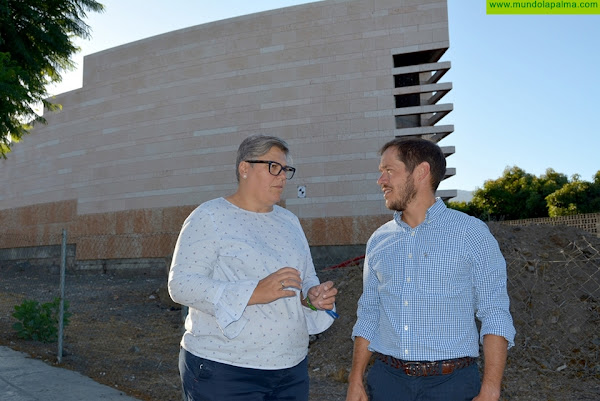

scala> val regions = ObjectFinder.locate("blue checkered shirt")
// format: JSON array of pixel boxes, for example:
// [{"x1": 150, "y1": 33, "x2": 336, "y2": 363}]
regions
[{"x1": 352, "y1": 198, "x2": 515, "y2": 361}]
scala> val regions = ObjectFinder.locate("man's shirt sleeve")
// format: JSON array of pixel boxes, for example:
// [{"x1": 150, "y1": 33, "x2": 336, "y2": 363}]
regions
[
  {"x1": 468, "y1": 220, "x2": 516, "y2": 348},
  {"x1": 351, "y1": 245, "x2": 381, "y2": 343}
]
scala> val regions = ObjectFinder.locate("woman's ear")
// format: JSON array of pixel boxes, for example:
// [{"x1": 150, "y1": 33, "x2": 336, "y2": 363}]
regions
[{"x1": 238, "y1": 161, "x2": 248, "y2": 180}]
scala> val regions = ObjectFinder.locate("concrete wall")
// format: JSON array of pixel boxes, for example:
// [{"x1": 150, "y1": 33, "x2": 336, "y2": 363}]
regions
[
  {"x1": 0, "y1": 244, "x2": 76, "y2": 273},
  {"x1": 0, "y1": 199, "x2": 388, "y2": 256},
  {"x1": 0, "y1": 0, "x2": 451, "y2": 258},
  {"x1": 0, "y1": 200, "x2": 381, "y2": 273}
]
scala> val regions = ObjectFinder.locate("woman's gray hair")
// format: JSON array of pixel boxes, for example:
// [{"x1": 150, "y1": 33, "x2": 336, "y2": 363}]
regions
[{"x1": 235, "y1": 135, "x2": 291, "y2": 182}]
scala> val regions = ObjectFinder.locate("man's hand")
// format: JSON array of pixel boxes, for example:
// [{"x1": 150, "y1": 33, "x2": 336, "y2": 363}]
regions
[
  {"x1": 472, "y1": 383, "x2": 501, "y2": 401},
  {"x1": 346, "y1": 380, "x2": 369, "y2": 401}
]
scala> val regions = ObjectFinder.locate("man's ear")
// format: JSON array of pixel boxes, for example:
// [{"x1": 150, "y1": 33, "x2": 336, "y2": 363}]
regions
[{"x1": 415, "y1": 161, "x2": 431, "y2": 184}]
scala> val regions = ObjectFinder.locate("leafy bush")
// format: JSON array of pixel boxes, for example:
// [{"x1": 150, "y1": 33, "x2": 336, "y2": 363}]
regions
[{"x1": 12, "y1": 297, "x2": 71, "y2": 343}]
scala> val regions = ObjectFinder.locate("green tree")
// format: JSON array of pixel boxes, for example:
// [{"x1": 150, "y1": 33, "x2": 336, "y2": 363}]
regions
[
  {"x1": 445, "y1": 199, "x2": 485, "y2": 219},
  {"x1": 546, "y1": 171, "x2": 600, "y2": 216},
  {"x1": 447, "y1": 167, "x2": 600, "y2": 220},
  {"x1": 469, "y1": 166, "x2": 546, "y2": 220},
  {"x1": 529, "y1": 168, "x2": 569, "y2": 216},
  {"x1": 539, "y1": 168, "x2": 569, "y2": 194},
  {"x1": 0, "y1": 0, "x2": 104, "y2": 157}
]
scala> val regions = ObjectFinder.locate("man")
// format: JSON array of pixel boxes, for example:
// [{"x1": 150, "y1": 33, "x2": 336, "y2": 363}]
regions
[{"x1": 347, "y1": 138, "x2": 515, "y2": 401}]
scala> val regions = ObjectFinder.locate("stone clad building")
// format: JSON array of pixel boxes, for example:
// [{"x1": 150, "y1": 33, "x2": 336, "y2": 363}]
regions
[{"x1": 0, "y1": 0, "x2": 454, "y2": 272}]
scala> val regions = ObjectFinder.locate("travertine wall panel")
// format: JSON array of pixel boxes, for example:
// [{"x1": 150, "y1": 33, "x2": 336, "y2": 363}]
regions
[
  {"x1": 1, "y1": 0, "x2": 450, "y2": 247},
  {"x1": 0, "y1": 200, "x2": 390, "y2": 261}
]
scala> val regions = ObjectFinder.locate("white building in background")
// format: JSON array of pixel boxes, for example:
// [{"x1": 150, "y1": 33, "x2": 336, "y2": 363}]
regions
[{"x1": 0, "y1": 0, "x2": 454, "y2": 265}]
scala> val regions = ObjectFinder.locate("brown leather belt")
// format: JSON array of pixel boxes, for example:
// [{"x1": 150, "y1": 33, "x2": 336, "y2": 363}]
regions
[{"x1": 377, "y1": 354, "x2": 477, "y2": 376}]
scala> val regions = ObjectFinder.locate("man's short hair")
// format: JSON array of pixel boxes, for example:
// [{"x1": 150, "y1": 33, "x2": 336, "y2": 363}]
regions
[{"x1": 380, "y1": 137, "x2": 446, "y2": 191}]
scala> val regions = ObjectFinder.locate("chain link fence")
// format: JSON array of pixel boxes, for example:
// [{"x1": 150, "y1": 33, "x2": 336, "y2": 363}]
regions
[
  {"x1": 1, "y1": 223, "x2": 599, "y2": 399},
  {"x1": 0, "y1": 231, "x2": 178, "y2": 276},
  {"x1": 499, "y1": 232, "x2": 600, "y2": 398}
]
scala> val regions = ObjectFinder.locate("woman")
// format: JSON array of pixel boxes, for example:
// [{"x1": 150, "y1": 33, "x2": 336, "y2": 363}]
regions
[{"x1": 168, "y1": 135, "x2": 338, "y2": 401}]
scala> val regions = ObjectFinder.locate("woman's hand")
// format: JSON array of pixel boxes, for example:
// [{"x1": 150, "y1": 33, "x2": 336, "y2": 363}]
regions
[
  {"x1": 248, "y1": 267, "x2": 302, "y2": 305},
  {"x1": 307, "y1": 281, "x2": 337, "y2": 310}
]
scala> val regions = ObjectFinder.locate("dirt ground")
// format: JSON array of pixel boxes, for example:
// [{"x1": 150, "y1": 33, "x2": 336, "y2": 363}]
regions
[{"x1": 1, "y1": 223, "x2": 599, "y2": 400}]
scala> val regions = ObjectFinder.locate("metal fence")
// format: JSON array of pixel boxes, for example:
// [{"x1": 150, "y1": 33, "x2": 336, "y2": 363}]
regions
[
  {"x1": 1, "y1": 226, "x2": 599, "y2": 400},
  {"x1": 499, "y1": 233, "x2": 600, "y2": 399}
]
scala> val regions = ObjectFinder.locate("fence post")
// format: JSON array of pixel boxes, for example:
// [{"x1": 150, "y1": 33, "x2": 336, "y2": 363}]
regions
[{"x1": 57, "y1": 228, "x2": 67, "y2": 363}]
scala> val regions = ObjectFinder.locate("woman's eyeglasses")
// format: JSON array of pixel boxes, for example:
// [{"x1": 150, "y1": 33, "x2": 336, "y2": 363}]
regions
[{"x1": 245, "y1": 160, "x2": 296, "y2": 180}]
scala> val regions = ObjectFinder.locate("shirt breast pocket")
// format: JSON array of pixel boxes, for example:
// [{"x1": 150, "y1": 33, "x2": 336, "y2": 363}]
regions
[{"x1": 415, "y1": 251, "x2": 470, "y2": 296}]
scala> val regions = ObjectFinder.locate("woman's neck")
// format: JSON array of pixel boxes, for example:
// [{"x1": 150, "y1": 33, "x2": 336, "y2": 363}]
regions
[{"x1": 225, "y1": 192, "x2": 273, "y2": 213}]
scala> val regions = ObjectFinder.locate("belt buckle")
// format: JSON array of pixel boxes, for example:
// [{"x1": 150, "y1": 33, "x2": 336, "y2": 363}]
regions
[
  {"x1": 403, "y1": 361, "x2": 423, "y2": 376},
  {"x1": 441, "y1": 361, "x2": 455, "y2": 375}
]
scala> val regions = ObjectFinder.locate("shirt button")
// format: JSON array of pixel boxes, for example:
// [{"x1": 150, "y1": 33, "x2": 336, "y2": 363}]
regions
[
  {"x1": 406, "y1": 277, "x2": 411, "y2": 283},
  {"x1": 404, "y1": 301, "x2": 408, "y2": 306},
  {"x1": 408, "y1": 253, "x2": 412, "y2": 259},
  {"x1": 411, "y1": 231, "x2": 415, "y2": 236},
  {"x1": 404, "y1": 325, "x2": 408, "y2": 331},
  {"x1": 404, "y1": 349, "x2": 409, "y2": 355}
]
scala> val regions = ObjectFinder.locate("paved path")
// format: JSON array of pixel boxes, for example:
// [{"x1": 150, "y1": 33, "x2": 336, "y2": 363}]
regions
[{"x1": 0, "y1": 346, "x2": 141, "y2": 401}]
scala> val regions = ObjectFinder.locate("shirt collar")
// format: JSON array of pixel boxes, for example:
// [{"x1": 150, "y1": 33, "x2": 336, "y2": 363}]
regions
[{"x1": 393, "y1": 197, "x2": 446, "y2": 227}]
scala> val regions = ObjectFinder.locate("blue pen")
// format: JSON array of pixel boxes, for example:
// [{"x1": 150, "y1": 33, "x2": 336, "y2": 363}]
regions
[{"x1": 326, "y1": 309, "x2": 339, "y2": 319}]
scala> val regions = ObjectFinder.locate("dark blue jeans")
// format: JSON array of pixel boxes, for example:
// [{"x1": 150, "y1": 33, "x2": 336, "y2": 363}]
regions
[
  {"x1": 367, "y1": 358, "x2": 481, "y2": 401},
  {"x1": 179, "y1": 348, "x2": 309, "y2": 401}
]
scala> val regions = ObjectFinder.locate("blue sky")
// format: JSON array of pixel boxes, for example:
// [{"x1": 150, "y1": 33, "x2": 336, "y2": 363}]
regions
[{"x1": 48, "y1": 1, "x2": 600, "y2": 191}]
